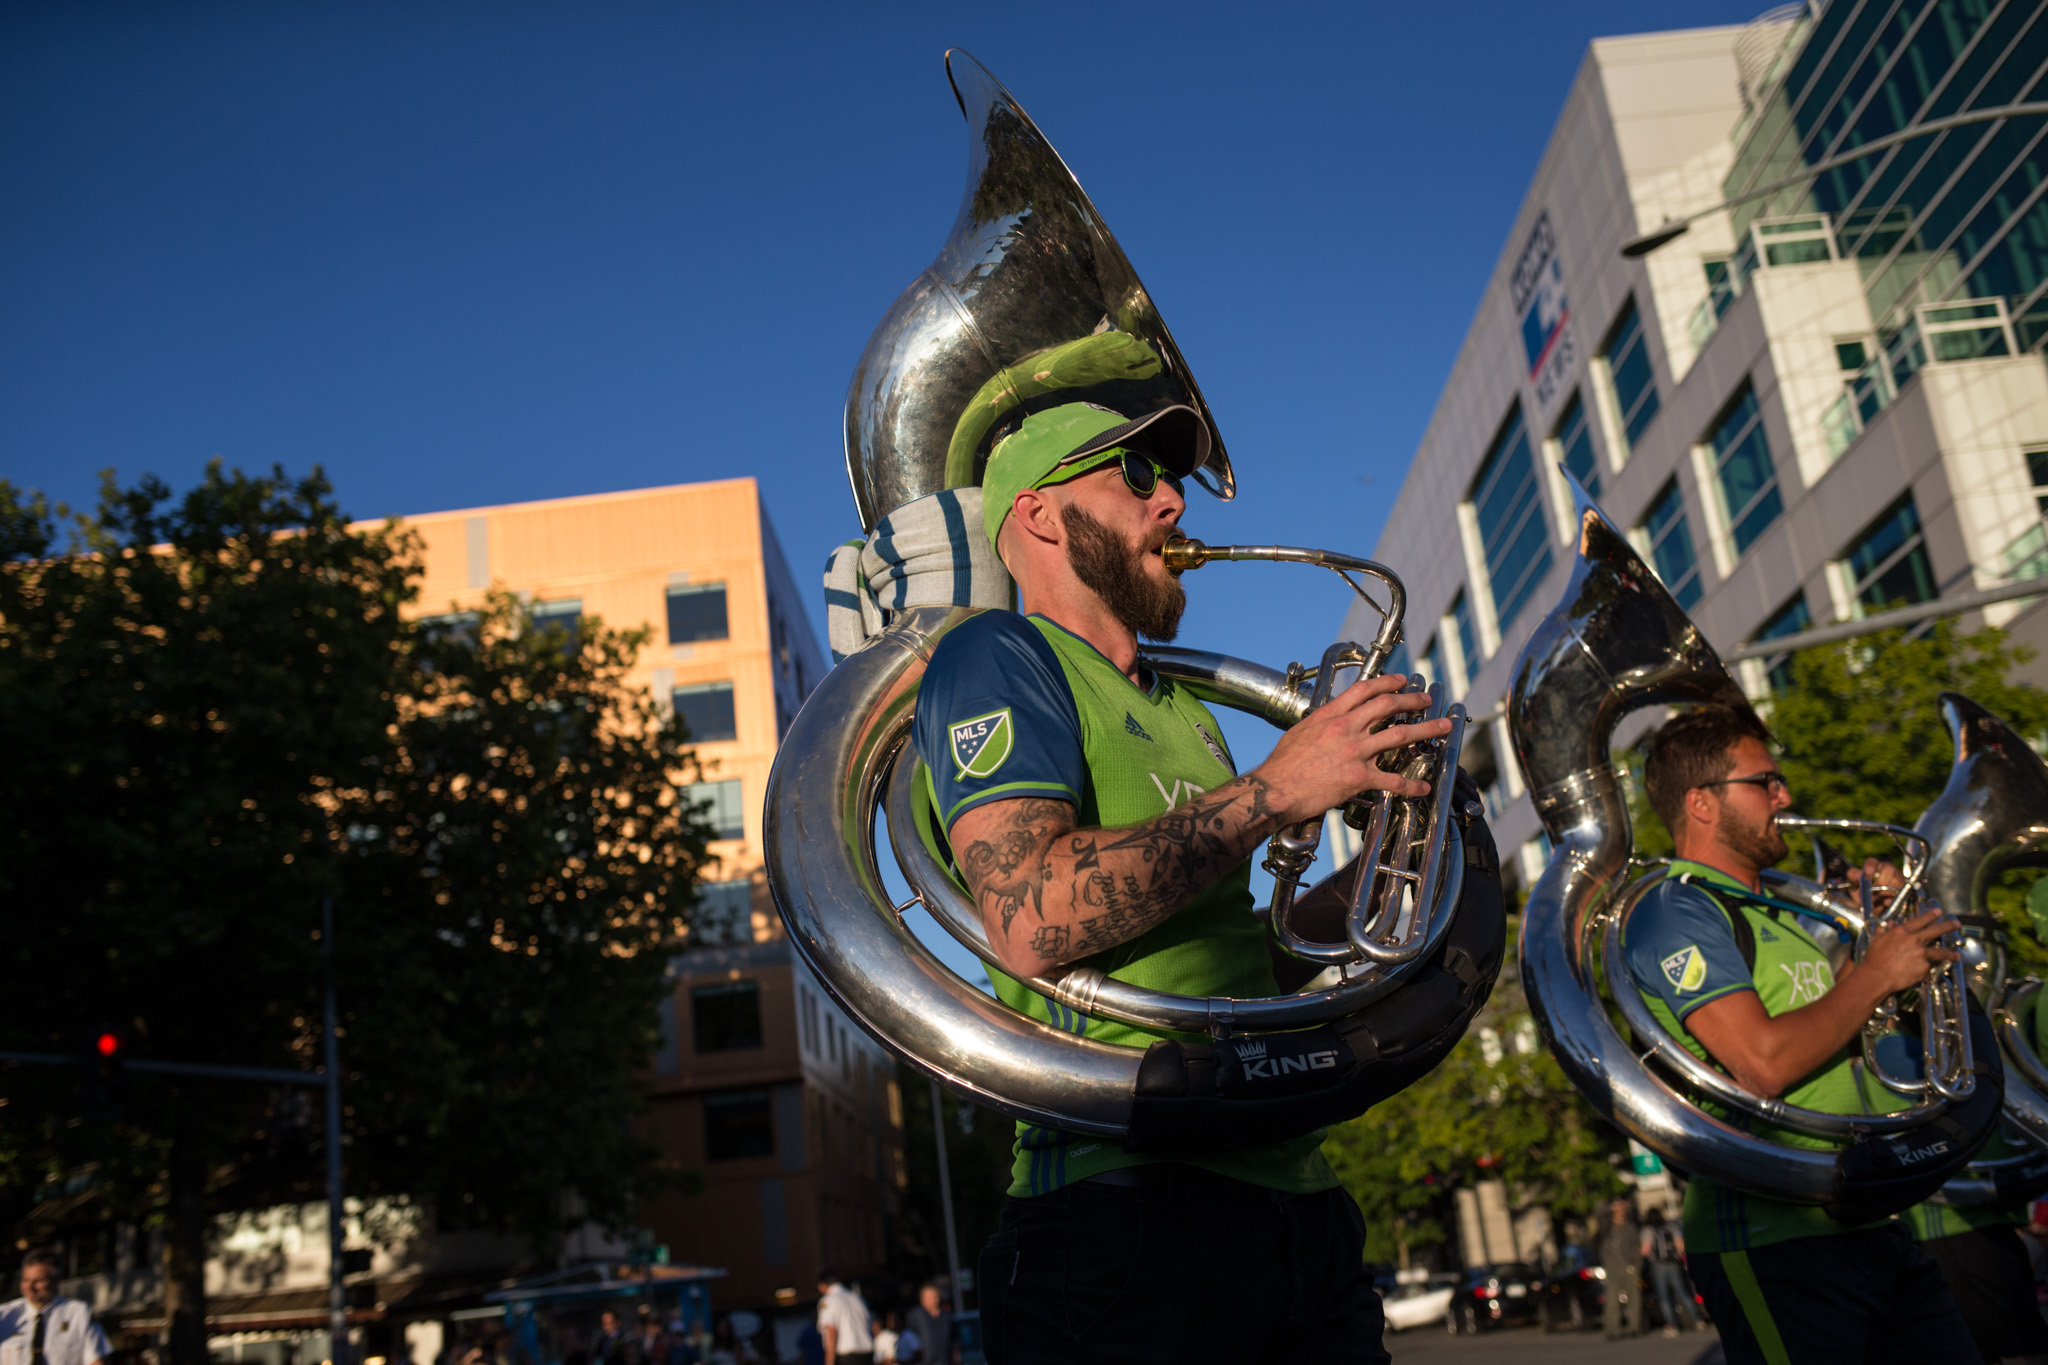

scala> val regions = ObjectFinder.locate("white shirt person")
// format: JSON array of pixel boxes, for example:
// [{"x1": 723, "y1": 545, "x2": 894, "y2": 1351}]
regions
[{"x1": 0, "y1": 1257, "x2": 109, "y2": 1365}]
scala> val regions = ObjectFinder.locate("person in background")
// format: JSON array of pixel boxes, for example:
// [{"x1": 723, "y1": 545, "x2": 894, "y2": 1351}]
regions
[
  {"x1": 1641, "y1": 1208, "x2": 1700, "y2": 1336},
  {"x1": 871, "y1": 1312, "x2": 899, "y2": 1365},
  {"x1": 592, "y1": 1311, "x2": 631, "y2": 1365},
  {"x1": 815, "y1": 1272, "x2": 874, "y2": 1365},
  {"x1": 0, "y1": 1251, "x2": 110, "y2": 1365},
  {"x1": 1599, "y1": 1199, "x2": 1643, "y2": 1340},
  {"x1": 902, "y1": 1284, "x2": 952, "y2": 1365}
]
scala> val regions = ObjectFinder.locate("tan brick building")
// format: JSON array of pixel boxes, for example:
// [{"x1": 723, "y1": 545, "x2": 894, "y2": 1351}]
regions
[{"x1": 399, "y1": 479, "x2": 902, "y2": 1317}]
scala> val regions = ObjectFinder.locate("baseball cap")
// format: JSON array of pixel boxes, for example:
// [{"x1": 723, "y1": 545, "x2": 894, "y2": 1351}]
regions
[{"x1": 980, "y1": 402, "x2": 1210, "y2": 551}]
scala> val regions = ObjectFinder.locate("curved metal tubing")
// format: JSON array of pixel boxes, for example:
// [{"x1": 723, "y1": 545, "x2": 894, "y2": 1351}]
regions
[
  {"x1": 1511, "y1": 476, "x2": 1855, "y2": 1204},
  {"x1": 1602, "y1": 876, "x2": 1941, "y2": 1138},
  {"x1": 879, "y1": 645, "x2": 1469, "y2": 1035},
  {"x1": 1994, "y1": 979, "x2": 2048, "y2": 1147},
  {"x1": 766, "y1": 605, "x2": 1143, "y2": 1136}
]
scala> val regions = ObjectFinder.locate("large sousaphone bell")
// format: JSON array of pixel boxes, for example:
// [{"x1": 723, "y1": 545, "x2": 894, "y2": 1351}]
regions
[
  {"x1": 765, "y1": 51, "x2": 1504, "y2": 1150},
  {"x1": 1918, "y1": 692, "x2": 2048, "y2": 1204},
  {"x1": 1511, "y1": 477, "x2": 2000, "y2": 1221}
]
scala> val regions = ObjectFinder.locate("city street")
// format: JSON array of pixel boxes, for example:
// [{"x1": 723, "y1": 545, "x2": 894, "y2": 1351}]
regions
[{"x1": 1387, "y1": 1326, "x2": 1725, "y2": 1364}]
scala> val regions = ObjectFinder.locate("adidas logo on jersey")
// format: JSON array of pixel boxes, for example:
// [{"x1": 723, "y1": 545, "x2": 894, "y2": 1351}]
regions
[{"x1": 1124, "y1": 711, "x2": 1153, "y2": 741}]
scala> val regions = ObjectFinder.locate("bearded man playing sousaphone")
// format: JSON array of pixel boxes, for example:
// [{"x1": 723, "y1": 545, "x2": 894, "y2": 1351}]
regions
[
  {"x1": 908, "y1": 400, "x2": 1451, "y2": 1364},
  {"x1": 1625, "y1": 705, "x2": 1978, "y2": 1364}
]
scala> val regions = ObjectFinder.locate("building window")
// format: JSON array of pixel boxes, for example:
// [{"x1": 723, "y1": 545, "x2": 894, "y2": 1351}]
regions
[
  {"x1": 1422, "y1": 637, "x2": 1445, "y2": 695},
  {"x1": 672, "y1": 680, "x2": 738, "y2": 744},
  {"x1": 1381, "y1": 641, "x2": 1411, "y2": 682},
  {"x1": 686, "y1": 778, "x2": 747, "y2": 840},
  {"x1": 2028, "y1": 449, "x2": 2048, "y2": 517},
  {"x1": 1555, "y1": 392, "x2": 1600, "y2": 498},
  {"x1": 1470, "y1": 406, "x2": 1554, "y2": 635},
  {"x1": 1844, "y1": 495, "x2": 1936, "y2": 615},
  {"x1": 1449, "y1": 592, "x2": 1481, "y2": 683},
  {"x1": 667, "y1": 582, "x2": 730, "y2": 645},
  {"x1": 703, "y1": 1088, "x2": 775, "y2": 1161},
  {"x1": 1708, "y1": 383, "x2": 1783, "y2": 555},
  {"x1": 1753, "y1": 593, "x2": 1813, "y2": 693},
  {"x1": 532, "y1": 597, "x2": 582, "y2": 648},
  {"x1": 1641, "y1": 479, "x2": 1703, "y2": 610},
  {"x1": 1604, "y1": 298, "x2": 1661, "y2": 449},
  {"x1": 694, "y1": 878, "x2": 753, "y2": 947},
  {"x1": 692, "y1": 980, "x2": 763, "y2": 1052}
]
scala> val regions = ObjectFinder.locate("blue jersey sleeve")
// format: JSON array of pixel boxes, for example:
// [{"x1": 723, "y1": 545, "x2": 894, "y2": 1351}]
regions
[
  {"x1": 912, "y1": 612, "x2": 1085, "y2": 830},
  {"x1": 1624, "y1": 879, "x2": 1755, "y2": 1021}
]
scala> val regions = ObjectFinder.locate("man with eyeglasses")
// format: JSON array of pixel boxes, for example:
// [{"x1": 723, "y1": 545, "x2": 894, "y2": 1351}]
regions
[
  {"x1": 1624, "y1": 705, "x2": 1973, "y2": 1364},
  {"x1": 0, "y1": 1252, "x2": 109, "y2": 1365},
  {"x1": 909, "y1": 401, "x2": 1448, "y2": 1363}
]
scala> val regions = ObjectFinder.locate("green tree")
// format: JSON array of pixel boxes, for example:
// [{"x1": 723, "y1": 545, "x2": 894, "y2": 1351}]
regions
[
  {"x1": 1323, "y1": 969, "x2": 1625, "y2": 1267},
  {"x1": 0, "y1": 466, "x2": 714, "y2": 1364},
  {"x1": 892, "y1": 1068, "x2": 1017, "y2": 1297}
]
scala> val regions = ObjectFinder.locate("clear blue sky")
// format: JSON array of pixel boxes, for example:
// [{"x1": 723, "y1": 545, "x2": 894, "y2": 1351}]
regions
[{"x1": 1, "y1": 0, "x2": 1761, "y2": 823}]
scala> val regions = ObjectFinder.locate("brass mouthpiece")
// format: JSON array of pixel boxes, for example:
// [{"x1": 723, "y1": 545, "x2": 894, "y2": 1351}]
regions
[{"x1": 1161, "y1": 535, "x2": 1211, "y2": 575}]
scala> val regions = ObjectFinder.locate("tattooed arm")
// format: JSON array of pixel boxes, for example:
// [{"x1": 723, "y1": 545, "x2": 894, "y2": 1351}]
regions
[{"x1": 950, "y1": 673, "x2": 1449, "y2": 979}]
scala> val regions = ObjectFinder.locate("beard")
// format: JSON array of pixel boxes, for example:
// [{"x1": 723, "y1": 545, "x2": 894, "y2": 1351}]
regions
[
  {"x1": 1717, "y1": 799, "x2": 1788, "y2": 869},
  {"x1": 1061, "y1": 503, "x2": 1186, "y2": 642}
]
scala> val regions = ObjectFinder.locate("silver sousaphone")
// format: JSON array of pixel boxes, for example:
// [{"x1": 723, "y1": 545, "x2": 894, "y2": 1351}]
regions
[
  {"x1": 765, "y1": 51, "x2": 1500, "y2": 1145},
  {"x1": 1918, "y1": 692, "x2": 2048, "y2": 1204},
  {"x1": 1511, "y1": 476, "x2": 1997, "y2": 1220}
]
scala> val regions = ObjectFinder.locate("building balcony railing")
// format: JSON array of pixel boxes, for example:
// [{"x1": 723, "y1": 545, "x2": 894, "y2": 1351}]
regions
[
  {"x1": 1821, "y1": 297, "x2": 2017, "y2": 460},
  {"x1": 1686, "y1": 213, "x2": 1837, "y2": 351}
]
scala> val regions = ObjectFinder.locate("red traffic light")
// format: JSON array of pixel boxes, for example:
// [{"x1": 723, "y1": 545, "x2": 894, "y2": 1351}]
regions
[{"x1": 95, "y1": 1032, "x2": 120, "y2": 1058}]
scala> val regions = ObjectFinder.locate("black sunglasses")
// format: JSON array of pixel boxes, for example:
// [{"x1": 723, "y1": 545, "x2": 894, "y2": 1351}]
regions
[
  {"x1": 1699, "y1": 771, "x2": 1792, "y2": 799},
  {"x1": 1110, "y1": 449, "x2": 1184, "y2": 500}
]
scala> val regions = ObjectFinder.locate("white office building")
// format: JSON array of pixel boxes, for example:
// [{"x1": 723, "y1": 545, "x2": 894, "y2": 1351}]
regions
[{"x1": 1347, "y1": 2, "x2": 2048, "y2": 895}]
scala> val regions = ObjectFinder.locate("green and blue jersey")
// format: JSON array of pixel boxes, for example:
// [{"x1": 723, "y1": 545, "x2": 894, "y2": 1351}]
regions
[
  {"x1": 911, "y1": 609, "x2": 1338, "y2": 1198},
  {"x1": 1624, "y1": 860, "x2": 1909, "y2": 1251}
]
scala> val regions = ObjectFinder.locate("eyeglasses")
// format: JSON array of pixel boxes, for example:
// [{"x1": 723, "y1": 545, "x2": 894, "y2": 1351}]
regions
[
  {"x1": 1699, "y1": 772, "x2": 1791, "y2": 799},
  {"x1": 1110, "y1": 449, "x2": 1183, "y2": 501}
]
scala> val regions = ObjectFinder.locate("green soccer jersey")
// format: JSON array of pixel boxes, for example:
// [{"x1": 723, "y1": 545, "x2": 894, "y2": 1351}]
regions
[
  {"x1": 1624, "y1": 860, "x2": 1909, "y2": 1251},
  {"x1": 911, "y1": 610, "x2": 1338, "y2": 1197}
]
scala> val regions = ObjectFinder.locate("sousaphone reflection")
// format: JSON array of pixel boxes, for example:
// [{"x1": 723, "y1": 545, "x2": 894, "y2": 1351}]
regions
[
  {"x1": 766, "y1": 51, "x2": 1504, "y2": 1150},
  {"x1": 1510, "y1": 476, "x2": 2001, "y2": 1221},
  {"x1": 1918, "y1": 692, "x2": 2048, "y2": 1204}
]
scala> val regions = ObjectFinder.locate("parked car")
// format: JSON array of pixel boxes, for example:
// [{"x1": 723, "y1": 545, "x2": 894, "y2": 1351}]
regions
[
  {"x1": 1538, "y1": 1255, "x2": 1606, "y2": 1333},
  {"x1": 1381, "y1": 1273, "x2": 1458, "y2": 1332},
  {"x1": 1444, "y1": 1263, "x2": 1543, "y2": 1334}
]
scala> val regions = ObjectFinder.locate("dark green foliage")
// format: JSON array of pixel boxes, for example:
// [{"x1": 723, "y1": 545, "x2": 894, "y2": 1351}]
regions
[
  {"x1": 0, "y1": 465, "x2": 715, "y2": 1356},
  {"x1": 891, "y1": 1068, "x2": 1015, "y2": 1299}
]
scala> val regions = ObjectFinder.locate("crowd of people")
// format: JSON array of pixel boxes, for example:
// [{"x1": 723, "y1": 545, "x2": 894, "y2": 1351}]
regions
[{"x1": 794, "y1": 1275, "x2": 958, "y2": 1365}]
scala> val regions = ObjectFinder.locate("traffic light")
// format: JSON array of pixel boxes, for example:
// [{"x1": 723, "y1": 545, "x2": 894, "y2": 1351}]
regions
[{"x1": 77, "y1": 1024, "x2": 128, "y2": 1121}]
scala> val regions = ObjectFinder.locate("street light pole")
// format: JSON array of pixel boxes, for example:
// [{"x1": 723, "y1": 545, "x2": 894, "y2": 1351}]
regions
[
  {"x1": 1622, "y1": 101, "x2": 2048, "y2": 256},
  {"x1": 927, "y1": 1079, "x2": 967, "y2": 1310},
  {"x1": 323, "y1": 894, "x2": 348, "y2": 1365}
]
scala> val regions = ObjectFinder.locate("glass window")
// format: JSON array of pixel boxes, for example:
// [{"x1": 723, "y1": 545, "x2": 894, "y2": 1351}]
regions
[
  {"x1": 1604, "y1": 299, "x2": 1661, "y2": 448},
  {"x1": 667, "y1": 582, "x2": 730, "y2": 645},
  {"x1": 1834, "y1": 340, "x2": 1869, "y2": 372},
  {"x1": 673, "y1": 680, "x2": 738, "y2": 744},
  {"x1": 1555, "y1": 392, "x2": 1600, "y2": 498},
  {"x1": 1423, "y1": 637, "x2": 1445, "y2": 695},
  {"x1": 1641, "y1": 479, "x2": 1703, "y2": 610},
  {"x1": 686, "y1": 778, "x2": 747, "y2": 840},
  {"x1": 1845, "y1": 495, "x2": 1937, "y2": 614},
  {"x1": 1708, "y1": 384, "x2": 1784, "y2": 554},
  {"x1": 692, "y1": 981, "x2": 763, "y2": 1052},
  {"x1": 1450, "y1": 592, "x2": 1481, "y2": 681},
  {"x1": 532, "y1": 597, "x2": 581, "y2": 648},
  {"x1": 1470, "y1": 406, "x2": 1554, "y2": 635},
  {"x1": 1382, "y1": 641, "x2": 1412, "y2": 682},
  {"x1": 694, "y1": 878, "x2": 753, "y2": 947},
  {"x1": 703, "y1": 1088, "x2": 775, "y2": 1160},
  {"x1": 1753, "y1": 593, "x2": 1813, "y2": 693},
  {"x1": 2028, "y1": 449, "x2": 2048, "y2": 517}
]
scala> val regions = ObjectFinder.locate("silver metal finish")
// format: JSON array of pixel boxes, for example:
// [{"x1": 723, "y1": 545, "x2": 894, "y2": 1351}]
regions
[
  {"x1": 843, "y1": 50, "x2": 1233, "y2": 533},
  {"x1": 1917, "y1": 693, "x2": 2048, "y2": 1181},
  {"x1": 1509, "y1": 474, "x2": 1965, "y2": 1204}
]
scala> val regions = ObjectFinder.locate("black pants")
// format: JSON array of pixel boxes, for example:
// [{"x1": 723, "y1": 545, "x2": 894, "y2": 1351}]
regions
[
  {"x1": 1922, "y1": 1225, "x2": 2048, "y2": 1363},
  {"x1": 976, "y1": 1166, "x2": 1387, "y2": 1365},
  {"x1": 1688, "y1": 1224, "x2": 1978, "y2": 1364}
]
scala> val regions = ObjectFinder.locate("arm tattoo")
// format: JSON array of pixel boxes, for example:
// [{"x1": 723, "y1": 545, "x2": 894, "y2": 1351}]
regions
[{"x1": 958, "y1": 775, "x2": 1281, "y2": 969}]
